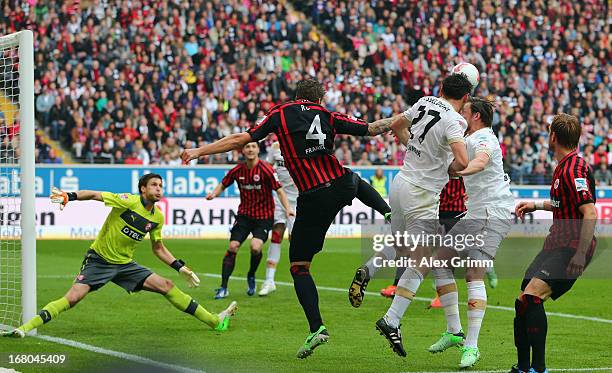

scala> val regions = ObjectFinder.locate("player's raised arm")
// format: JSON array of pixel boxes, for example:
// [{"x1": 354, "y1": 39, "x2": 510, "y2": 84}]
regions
[
  {"x1": 50, "y1": 187, "x2": 104, "y2": 209},
  {"x1": 390, "y1": 115, "x2": 412, "y2": 145},
  {"x1": 332, "y1": 112, "x2": 402, "y2": 137},
  {"x1": 367, "y1": 114, "x2": 407, "y2": 136},
  {"x1": 181, "y1": 132, "x2": 252, "y2": 163}
]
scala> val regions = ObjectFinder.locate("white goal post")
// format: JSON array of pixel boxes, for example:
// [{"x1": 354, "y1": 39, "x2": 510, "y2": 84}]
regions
[{"x1": 0, "y1": 30, "x2": 36, "y2": 333}]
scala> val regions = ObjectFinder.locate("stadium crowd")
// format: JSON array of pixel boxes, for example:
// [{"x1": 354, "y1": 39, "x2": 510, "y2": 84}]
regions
[{"x1": 2, "y1": 0, "x2": 609, "y2": 185}]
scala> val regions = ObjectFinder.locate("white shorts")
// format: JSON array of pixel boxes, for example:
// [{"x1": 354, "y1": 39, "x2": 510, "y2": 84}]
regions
[
  {"x1": 273, "y1": 190, "x2": 298, "y2": 233},
  {"x1": 389, "y1": 173, "x2": 440, "y2": 237},
  {"x1": 447, "y1": 206, "x2": 512, "y2": 259}
]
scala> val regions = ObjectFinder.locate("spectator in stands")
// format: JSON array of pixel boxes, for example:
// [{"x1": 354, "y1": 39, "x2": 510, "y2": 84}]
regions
[
  {"x1": 370, "y1": 168, "x2": 387, "y2": 197},
  {"x1": 594, "y1": 162, "x2": 612, "y2": 186},
  {"x1": 6, "y1": 0, "x2": 605, "y2": 186}
]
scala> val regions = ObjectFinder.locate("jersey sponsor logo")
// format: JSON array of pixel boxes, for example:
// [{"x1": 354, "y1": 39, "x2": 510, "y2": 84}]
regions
[
  {"x1": 120, "y1": 209, "x2": 159, "y2": 233},
  {"x1": 554, "y1": 179, "x2": 560, "y2": 189},
  {"x1": 121, "y1": 225, "x2": 145, "y2": 241},
  {"x1": 240, "y1": 184, "x2": 262, "y2": 190},
  {"x1": 574, "y1": 178, "x2": 588, "y2": 192},
  {"x1": 253, "y1": 174, "x2": 260, "y2": 182}
]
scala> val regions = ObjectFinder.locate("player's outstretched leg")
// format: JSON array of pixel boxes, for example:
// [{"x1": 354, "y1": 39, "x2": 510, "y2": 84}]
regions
[
  {"x1": 145, "y1": 274, "x2": 237, "y2": 331},
  {"x1": 350, "y1": 244, "x2": 396, "y2": 307},
  {"x1": 3, "y1": 284, "x2": 88, "y2": 338},
  {"x1": 355, "y1": 176, "x2": 391, "y2": 220}
]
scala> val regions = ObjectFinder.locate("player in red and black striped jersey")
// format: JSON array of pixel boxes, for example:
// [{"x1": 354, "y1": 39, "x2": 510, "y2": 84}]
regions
[
  {"x1": 438, "y1": 177, "x2": 468, "y2": 232},
  {"x1": 182, "y1": 79, "x2": 399, "y2": 358},
  {"x1": 512, "y1": 114, "x2": 597, "y2": 373},
  {"x1": 205, "y1": 142, "x2": 295, "y2": 299}
]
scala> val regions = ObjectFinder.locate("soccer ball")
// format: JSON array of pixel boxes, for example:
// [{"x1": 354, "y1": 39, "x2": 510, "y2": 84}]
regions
[{"x1": 451, "y1": 62, "x2": 480, "y2": 90}]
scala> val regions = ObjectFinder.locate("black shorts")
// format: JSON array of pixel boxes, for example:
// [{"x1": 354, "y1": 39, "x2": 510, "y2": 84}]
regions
[
  {"x1": 289, "y1": 171, "x2": 360, "y2": 263},
  {"x1": 521, "y1": 247, "x2": 592, "y2": 300},
  {"x1": 75, "y1": 249, "x2": 153, "y2": 292},
  {"x1": 439, "y1": 210, "x2": 465, "y2": 234},
  {"x1": 230, "y1": 215, "x2": 273, "y2": 244}
]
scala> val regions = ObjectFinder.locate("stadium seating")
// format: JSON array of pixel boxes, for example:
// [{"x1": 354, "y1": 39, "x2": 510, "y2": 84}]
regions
[{"x1": 3, "y1": 0, "x2": 609, "y2": 185}]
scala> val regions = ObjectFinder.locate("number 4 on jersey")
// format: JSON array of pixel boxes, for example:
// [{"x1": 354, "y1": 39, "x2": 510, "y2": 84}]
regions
[{"x1": 306, "y1": 114, "x2": 326, "y2": 145}]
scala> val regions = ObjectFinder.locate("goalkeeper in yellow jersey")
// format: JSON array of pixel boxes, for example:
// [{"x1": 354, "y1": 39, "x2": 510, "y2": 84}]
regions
[{"x1": 3, "y1": 173, "x2": 236, "y2": 338}]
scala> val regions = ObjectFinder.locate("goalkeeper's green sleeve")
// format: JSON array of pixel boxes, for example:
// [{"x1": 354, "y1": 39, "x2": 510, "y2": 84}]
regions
[
  {"x1": 18, "y1": 297, "x2": 71, "y2": 334},
  {"x1": 164, "y1": 286, "x2": 219, "y2": 328}
]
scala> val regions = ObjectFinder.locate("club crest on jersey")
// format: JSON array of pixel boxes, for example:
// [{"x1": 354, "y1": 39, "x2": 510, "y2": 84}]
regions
[
  {"x1": 554, "y1": 179, "x2": 560, "y2": 189},
  {"x1": 254, "y1": 174, "x2": 260, "y2": 182},
  {"x1": 574, "y1": 178, "x2": 588, "y2": 192}
]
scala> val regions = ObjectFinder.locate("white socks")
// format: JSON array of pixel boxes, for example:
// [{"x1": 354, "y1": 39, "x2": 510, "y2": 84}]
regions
[
  {"x1": 365, "y1": 244, "x2": 396, "y2": 277},
  {"x1": 385, "y1": 267, "x2": 423, "y2": 328},
  {"x1": 265, "y1": 242, "x2": 281, "y2": 282},
  {"x1": 433, "y1": 268, "x2": 462, "y2": 334},
  {"x1": 465, "y1": 281, "x2": 487, "y2": 348}
]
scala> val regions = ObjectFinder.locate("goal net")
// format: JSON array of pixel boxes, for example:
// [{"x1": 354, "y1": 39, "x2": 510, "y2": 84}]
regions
[{"x1": 0, "y1": 30, "x2": 36, "y2": 332}]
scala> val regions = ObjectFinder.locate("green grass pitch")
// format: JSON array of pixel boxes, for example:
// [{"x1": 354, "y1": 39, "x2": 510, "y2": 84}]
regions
[{"x1": 1, "y1": 238, "x2": 611, "y2": 373}]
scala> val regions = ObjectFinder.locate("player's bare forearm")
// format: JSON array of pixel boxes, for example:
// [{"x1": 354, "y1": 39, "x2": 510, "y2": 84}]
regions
[
  {"x1": 75, "y1": 190, "x2": 104, "y2": 201},
  {"x1": 368, "y1": 114, "x2": 405, "y2": 136},
  {"x1": 182, "y1": 132, "x2": 251, "y2": 162},
  {"x1": 448, "y1": 141, "x2": 469, "y2": 171},
  {"x1": 277, "y1": 187, "x2": 291, "y2": 213},
  {"x1": 151, "y1": 240, "x2": 176, "y2": 266},
  {"x1": 458, "y1": 152, "x2": 490, "y2": 176},
  {"x1": 576, "y1": 203, "x2": 597, "y2": 256},
  {"x1": 207, "y1": 183, "x2": 225, "y2": 200}
]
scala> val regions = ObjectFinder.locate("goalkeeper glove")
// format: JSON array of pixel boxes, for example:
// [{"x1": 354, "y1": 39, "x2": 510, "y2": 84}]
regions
[
  {"x1": 50, "y1": 187, "x2": 76, "y2": 210},
  {"x1": 171, "y1": 259, "x2": 201, "y2": 288}
]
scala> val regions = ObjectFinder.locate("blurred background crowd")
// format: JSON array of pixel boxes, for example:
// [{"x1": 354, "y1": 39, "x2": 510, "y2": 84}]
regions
[{"x1": 2, "y1": 0, "x2": 610, "y2": 185}]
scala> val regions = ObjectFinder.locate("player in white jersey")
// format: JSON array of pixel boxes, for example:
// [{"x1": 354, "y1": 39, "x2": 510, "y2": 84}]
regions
[
  {"x1": 259, "y1": 142, "x2": 299, "y2": 296},
  {"x1": 350, "y1": 74, "x2": 473, "y2": 358},
  {"x1": 427, "y1": 98, "x2": 514, "y2": 368}
]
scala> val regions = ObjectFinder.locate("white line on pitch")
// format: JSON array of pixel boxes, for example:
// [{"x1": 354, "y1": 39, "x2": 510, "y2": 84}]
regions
[
  {"x1": 38, "y1": 273, "x2": 612, "y2": 325},
  {"x1": 198, "y1": 273, "x2": 612, "y2": 325},
  {"x1": 35, "y1": 334, "x2": 203, "y2": 373}
]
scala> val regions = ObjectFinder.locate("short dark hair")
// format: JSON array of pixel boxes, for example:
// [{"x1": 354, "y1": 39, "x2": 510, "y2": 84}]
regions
[
  {"x1": 550, "y1": 113, "x2": 581, "y2": 149},
  {"x1": 138, "y1": 173, "x2": 163, "y2": 194},
  {"x1": 295, "y1": 79, "x2": 326, "y2": 102},
  {"x1": 469, "y1": 97, "x2": 495, "y2": 127},
  {"x1": 441, "y1": 74, "x2": 473, "y2": 100}
]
